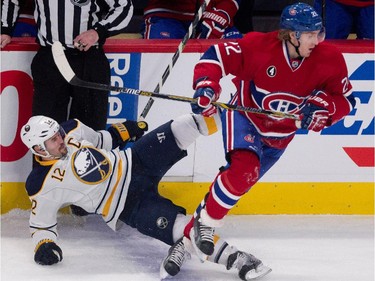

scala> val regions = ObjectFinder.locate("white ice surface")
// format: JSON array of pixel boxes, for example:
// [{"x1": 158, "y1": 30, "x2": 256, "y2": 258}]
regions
[{"x1": 1, "y1": 210, "x2": 374, "y2": 281}]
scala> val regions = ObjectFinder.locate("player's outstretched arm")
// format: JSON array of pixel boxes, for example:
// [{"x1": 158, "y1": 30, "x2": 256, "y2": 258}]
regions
[{"x1": 107, "y1": 120, "x2": 148, "y2": 149}]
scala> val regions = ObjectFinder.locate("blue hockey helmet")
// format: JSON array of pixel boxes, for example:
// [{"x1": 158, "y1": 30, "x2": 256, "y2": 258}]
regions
[{"x1": 280, "y1": 2, "x2": 323, "y2": 32}]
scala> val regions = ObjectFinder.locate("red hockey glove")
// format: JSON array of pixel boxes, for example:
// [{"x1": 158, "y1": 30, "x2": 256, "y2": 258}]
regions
[
  {"x1": 192, "y1": 80, "x2": 221, "y2": 117},
  {"x1": 108, "y1": 120, "x2": 148, "y2": 149},
  {"x1": 300, "y1": 90, "x2": 334, "y2": 132},
  {"x1": 198, "y1": 9, "x2": 230, "y2": 39},
  {"x1": 34, "y1": 239, "x2": 63, "y2": 265}
]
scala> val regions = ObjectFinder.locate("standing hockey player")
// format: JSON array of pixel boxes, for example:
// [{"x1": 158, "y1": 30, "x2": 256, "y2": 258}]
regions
[
  {"x1": 20, "y1": 113, "x2": 269, "y2": 280},
  {"x1": 161, "y1": 2, "x2": 356, "y2": 280}
]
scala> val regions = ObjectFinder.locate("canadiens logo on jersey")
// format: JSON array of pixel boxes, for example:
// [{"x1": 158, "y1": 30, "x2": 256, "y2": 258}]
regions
[
  {"x1": 72, "y1": 147, "x2": 111, "y2": 184},
  {"x1": 250, "y1": 82, "x2": 305, "y2": 115}
]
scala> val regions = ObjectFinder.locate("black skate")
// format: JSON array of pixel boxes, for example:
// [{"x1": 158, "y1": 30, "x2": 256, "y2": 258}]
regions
[
  {"x1": 227, "y1": 251, "x2": 272, "y2": 280},
  {"x1": 192, "y1": 212, "x2": 215, "y2": 256},
  {"x1": 160, "y1": 237, "x2": 191, "y2": 279}
]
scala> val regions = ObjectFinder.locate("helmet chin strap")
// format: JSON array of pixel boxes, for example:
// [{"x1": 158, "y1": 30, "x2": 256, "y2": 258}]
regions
[
  {"x1": 32, "y1": 145, "x2": 62, "y2": 160},
  {"x1": 288, "y1": 31, "x2": 303, "y2": 59},
  {"x1": 288, "y1": 39, "x2": 303, "y2": 59}
]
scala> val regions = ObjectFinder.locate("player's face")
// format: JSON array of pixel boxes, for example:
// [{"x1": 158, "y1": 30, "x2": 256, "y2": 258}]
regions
[
  {"x1": 297, "y1": 31, "x2": 322, "y2": 57},
  {"x1": 44, "y1": 131, "x2": 68, "y2": 158}
]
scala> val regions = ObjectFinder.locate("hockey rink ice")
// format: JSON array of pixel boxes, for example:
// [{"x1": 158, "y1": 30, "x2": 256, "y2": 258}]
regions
[{"x1": 1, "y1": 209, "x2": 374, "y2": 281}]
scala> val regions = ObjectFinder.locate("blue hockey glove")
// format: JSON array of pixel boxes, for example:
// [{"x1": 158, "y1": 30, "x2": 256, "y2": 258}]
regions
[
  {"x1": 198, "y1": 9, "x2": 229, "y2": 39},
  {"x1": 300, "y1": 90, "x2": 334, "y2": 132},
  {"x1": 34, "y1": 239, "x2": 63, "y2": 265},
  {"x1": 192, "y1": 80, "x2": 221, "y2": 117},
  {"x1": 108, "y1": 120, "x2": 148, "y2": 149}
]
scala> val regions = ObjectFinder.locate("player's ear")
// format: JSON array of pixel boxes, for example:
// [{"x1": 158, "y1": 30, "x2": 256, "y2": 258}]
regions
[
  {"x1": 289, "y1": 31, "x2": 296, "y2": 40},
  {"x1": 33, "y1": 145, "x2": 47, "y2": 156}
]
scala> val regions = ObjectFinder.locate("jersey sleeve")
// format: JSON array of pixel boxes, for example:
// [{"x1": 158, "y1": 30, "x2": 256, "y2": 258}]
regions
[
  {"x1": 320, "y1": 47, "x2": 355, "y2": 125},
  {"x1": 95, "y1": 0, "x2": 133, "y2": 38},
  {"x1": 193, "y1": 33, "x2": 255, "y2": 89},
  {"x1": 1, "y1": 0, "x2": 20, "y2": 36},
  {"x1": 62, "y1": 119, "x2": 113, "y2": 151},
  {"x1": 29, "y1": 195, "x2": 60, "y2": 249},
  {"x1": 208, "y1": 0, "x2": 240, "y2": 25}
]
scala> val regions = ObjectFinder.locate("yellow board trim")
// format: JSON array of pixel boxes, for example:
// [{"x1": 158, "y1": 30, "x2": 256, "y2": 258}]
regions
[
  {"x1": 1, "y1": 182, "x2": 374, "y2": 215},
  {"x1": 1, "y1": 182, "x2": 31, "y2": 214},
  {"x1": 158, "y1": 182, "x2": 375, "y2": 215}
]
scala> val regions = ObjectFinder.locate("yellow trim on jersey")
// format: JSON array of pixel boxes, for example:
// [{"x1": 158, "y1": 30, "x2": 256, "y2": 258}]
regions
[
  {"x1": 102, "y1": 157, "x2": 123, "y2": 217},
  {"x1": 35, "y1": 155, "x2": 58, "y2": 166}
]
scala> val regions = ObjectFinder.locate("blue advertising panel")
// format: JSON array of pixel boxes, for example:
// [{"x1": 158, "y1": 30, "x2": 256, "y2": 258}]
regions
[
  {"x1": 106, "y1": 53, "x2": 141, "y2": 125},
  {"x1": 296, "y1": 59, "x2": 375, "y2": 136}
]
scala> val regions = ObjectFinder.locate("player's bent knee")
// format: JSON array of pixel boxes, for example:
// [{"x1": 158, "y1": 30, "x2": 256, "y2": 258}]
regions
[
  {"x1": 134, "y1": 195, "x2": 186, "y2": 245},
  {"x1": 224, "y1": 150, "x2": 260, "y2": 195}
]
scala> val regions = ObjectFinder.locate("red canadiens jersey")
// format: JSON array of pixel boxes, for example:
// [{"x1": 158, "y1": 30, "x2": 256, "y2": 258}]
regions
[
  {"x1": 144, "y1": 0, "x2": 239, "y2": 23},
  {"x1": 193, "y1": 31, "x2": 354, "y2": 137},
  {"x1": 333, "y1": 0, "x2": 374, "y2": 8}
]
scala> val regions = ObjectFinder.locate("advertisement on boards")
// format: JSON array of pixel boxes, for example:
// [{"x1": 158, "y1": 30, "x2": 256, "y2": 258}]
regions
[{"x1": 1, "y1": 46, "x2": 374, "y2": 184}]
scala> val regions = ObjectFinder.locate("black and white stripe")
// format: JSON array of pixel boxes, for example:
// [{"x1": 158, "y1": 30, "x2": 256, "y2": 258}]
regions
[
  {"x1": 2, "y1": 0, "x2": 133, "y2": 48},
  {"x1": 1, "y1": 0, "x2": 20, "y2": 35}
]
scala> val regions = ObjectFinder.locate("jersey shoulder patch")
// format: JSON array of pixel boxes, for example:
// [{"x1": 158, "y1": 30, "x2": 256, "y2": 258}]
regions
[
  {"x1": 61, "y1": 119, "x2": 79, "y2": 135},
  {"x1": 26, "y1": 165, "x2": 52, "y2": 196}
]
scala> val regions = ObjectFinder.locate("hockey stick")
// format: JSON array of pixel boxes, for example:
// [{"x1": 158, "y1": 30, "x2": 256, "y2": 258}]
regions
[
  {"x1": 321, "y1": 0, "x2": 326, "y2": 27},
  {"x1": 139, "y1": 0, "x2": 211, "y2": 120},
  {"x1": 51, "y1": 41, "x2": 300, "y2": 121}
]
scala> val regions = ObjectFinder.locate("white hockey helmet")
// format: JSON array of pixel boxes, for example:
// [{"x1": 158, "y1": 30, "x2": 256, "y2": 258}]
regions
[{"x1": 20, "y1": 115, "x2": 64, "y2": 157}]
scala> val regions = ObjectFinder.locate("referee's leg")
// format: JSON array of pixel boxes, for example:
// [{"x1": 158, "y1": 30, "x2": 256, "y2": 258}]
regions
[{"x1": 31, "y1": 47, "x2": 71, "y2": 123}]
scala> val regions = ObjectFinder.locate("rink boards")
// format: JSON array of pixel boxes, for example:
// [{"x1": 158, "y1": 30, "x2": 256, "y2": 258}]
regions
[{"x1": 1, "y1": 39, "x2": 374, "y2": 214}]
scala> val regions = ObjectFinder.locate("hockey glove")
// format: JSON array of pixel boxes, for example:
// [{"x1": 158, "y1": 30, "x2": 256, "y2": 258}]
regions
[
  {"x1": 108, "y1": 120, "x2": 148, "y2": 149},
  {"x1": 199, "y1": 9, "x2": 230, "y2": 39},
  {"x1": 192, "y1": 80, "x2": 221, "y2": 117},
  {"x1": 300, "y1": 90, "x2": 334, "y2": 132},
  {"x1": 34, "y1": 239, "x2": 63, "y2": 265}
]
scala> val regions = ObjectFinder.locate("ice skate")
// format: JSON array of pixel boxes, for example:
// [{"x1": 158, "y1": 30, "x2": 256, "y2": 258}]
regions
[
  {"x1": 160, "y1": 237, "x2": 191, "y2": 279},
  {"x1": 227, "y1": 251, "x2": 272, "y2": 280},
  {"x1": 190, "y1": 208, "x2": 224, "y2": 259}
]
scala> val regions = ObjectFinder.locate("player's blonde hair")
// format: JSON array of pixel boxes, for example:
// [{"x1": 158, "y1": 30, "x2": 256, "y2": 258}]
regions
[{"x1": 278, "y1": 29, "x2": 292, "y2": 41}]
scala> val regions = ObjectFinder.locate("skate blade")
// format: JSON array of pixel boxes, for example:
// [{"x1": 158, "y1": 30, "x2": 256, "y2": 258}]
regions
[
  {"x1": 189, "y1": 228, "x2": 208, "y2": 262},
  {"x1": 245, "y1": 265, "x2": 272, "y2": 280},
  {"x1": 159, "y1": 259, "x2": 170, "y2": 280}
]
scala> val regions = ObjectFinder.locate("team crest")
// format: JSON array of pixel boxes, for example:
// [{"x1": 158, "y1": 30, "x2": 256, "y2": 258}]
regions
[
  {"x1": 291, "y1": 60, "x2": 300, "y2": 69},
  {"x1": 72, "y1": 147, "x2": 111, "y2": 184},
  {"x1": 70, "y1": 0, "x2": 90, "y2": 7},
  {"x1": 266, "y1": 66, "x2": 277, "y2": 77},
  {"x1": 262, "y1": 92, "x2": 304, "y2": 114},
  {"x1": 160, "y1": 31, "x2": 171, "y2": 38},
  {"x1": 289, "y1": 8, "x2": 297, "y2": 16}
]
